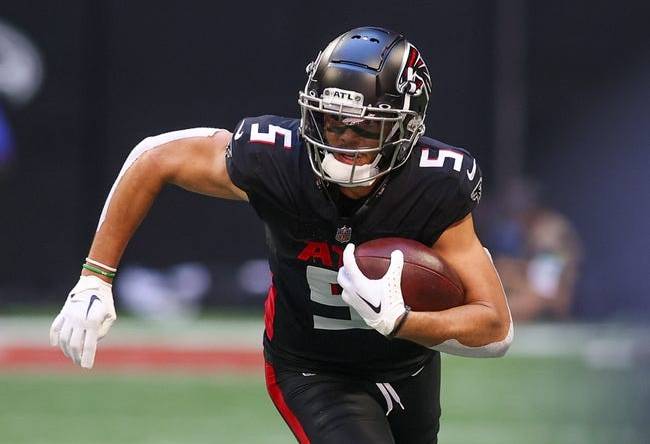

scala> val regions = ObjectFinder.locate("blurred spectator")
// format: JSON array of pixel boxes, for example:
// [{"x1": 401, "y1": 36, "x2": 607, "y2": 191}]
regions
[{"x1": 480, "y1": 178, "x2": 582, "y2": 321}]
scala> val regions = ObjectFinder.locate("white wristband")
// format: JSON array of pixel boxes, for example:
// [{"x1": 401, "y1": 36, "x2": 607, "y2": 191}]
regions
[{"x1": 85, "y1": 257, "x2": 117, "y2": 273}]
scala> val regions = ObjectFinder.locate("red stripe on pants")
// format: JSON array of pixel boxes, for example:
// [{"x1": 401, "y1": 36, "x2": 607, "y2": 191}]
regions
[
  {"x1": 265, "y1": 361, "x2": 310, "y2": 444},
  {"x1": 264, "y1": 284, "x2": 277, "y2": 340}
]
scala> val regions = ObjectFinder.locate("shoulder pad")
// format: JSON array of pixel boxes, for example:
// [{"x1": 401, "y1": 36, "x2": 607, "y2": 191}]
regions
[
  {"x1": 416, "y1": 137, "x2": 482, "y2": 204},
  {"x1": 231, "y1": 115, "x2": 299, "y2": 151},
  {"x1": 225, "y1": 115, "x2": 300, "y2": 202}
]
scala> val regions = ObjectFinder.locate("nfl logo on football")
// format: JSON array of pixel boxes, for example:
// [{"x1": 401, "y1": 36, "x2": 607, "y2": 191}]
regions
[{"x1": 335, "y1": 226, "x2": 352, "y2": 243}]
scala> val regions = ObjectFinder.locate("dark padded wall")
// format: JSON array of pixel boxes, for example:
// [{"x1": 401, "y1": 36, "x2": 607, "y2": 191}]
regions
[{"x1": 1, "y1": 1, "x2": 648, "y2": 316}]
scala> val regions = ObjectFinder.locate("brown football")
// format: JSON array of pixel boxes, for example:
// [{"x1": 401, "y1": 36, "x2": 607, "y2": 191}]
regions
[{"x1": 354, "y1": 237, "x2": 465, "y2": 312}]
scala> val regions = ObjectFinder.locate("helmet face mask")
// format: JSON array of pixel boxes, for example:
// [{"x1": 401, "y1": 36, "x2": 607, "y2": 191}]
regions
[{"x1": 298, "y1": 27, "x2": 431, "y2": 187}]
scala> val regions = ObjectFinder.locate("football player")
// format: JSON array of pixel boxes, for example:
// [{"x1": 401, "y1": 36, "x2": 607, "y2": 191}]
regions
[{"x1": 50, "y1": 27, "x2": 512, "y2": 443}]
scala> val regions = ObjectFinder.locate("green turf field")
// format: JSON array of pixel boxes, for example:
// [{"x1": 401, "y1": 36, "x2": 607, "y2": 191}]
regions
[{"x1": 1, "y1": 355, "x2": 646, "y2": 444}]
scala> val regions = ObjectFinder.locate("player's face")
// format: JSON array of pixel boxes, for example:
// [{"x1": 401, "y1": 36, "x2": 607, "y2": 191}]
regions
[{"x1": 323, "y1": 114, "x2": 386, "y2": 165}]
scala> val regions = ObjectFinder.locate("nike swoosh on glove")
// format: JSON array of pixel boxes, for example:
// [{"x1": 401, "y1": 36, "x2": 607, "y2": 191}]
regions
[
  {"x1": 49, "y1": 275, "x2": 117, "y2": 368},
  {"x1": 337, "y1": 243, "x2": 407, "y2": 336}
]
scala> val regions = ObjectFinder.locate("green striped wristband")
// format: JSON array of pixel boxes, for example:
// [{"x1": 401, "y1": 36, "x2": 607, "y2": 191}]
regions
[{"x1": 82, "y1": 263, "x2": 116, "y2": 278}]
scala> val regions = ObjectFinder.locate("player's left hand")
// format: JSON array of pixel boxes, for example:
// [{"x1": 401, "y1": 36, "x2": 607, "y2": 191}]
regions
[{"x1": 337, "y1": 243, "x2": 407, "y2": 336}]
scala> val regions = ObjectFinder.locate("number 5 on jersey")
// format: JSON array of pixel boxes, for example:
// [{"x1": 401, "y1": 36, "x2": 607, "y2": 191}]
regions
[
  {"x1": 236, "y1": 119, "x2": 293, "y2": 148},
  {"x1": 306, "y1": 266, "x2": 371, "y2": 331},
  {"x1": 420, "y1": 148, "x2": 479, "y2": 182}
]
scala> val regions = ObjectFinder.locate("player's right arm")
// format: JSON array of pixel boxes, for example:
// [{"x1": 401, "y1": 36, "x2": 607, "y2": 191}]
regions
[
  {"x1": 87, "y1": 129, "x2": 244, "y2": 274},
  {"x1": 50, "y1": 128, "x2": 244, "y2": 368}
]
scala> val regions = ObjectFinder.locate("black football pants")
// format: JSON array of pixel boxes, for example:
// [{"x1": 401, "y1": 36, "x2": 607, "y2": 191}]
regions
[{"x1": 265, "y1": 354, "x2": 441, "y2": 444}]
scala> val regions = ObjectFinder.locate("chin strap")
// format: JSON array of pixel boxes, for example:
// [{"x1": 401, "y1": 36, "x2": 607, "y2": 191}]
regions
[{"x1": 321, "y1": 153, "x2": 381, "y2": 186}]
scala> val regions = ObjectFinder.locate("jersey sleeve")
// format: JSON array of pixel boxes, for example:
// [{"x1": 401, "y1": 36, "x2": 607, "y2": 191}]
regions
[
  {"x1": 225, "y1": 115, "x2": 299, "y2": 210},
  {"x1": 419, "y1": 145, "x2": 483, "y2": 244},
  {"x1": 438, "y1": 152, "x2": 482, "y2": 224}
]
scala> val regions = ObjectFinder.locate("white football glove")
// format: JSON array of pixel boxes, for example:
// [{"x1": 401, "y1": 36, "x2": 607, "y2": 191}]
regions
[
  {"x1": 337, "y1": 243, "x2": 407, "y2": 336},
  {"x1": 49, "y1": 275, "x2": 117, "y2": 368}
]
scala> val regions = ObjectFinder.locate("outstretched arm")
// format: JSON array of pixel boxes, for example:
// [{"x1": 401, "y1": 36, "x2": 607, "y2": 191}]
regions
[
  {"x1": 50, "y1": 128, "x2": 244, "y2": 368},
  {"x1": 86, "y1": 128, "x2": 244, "y2": 281}
]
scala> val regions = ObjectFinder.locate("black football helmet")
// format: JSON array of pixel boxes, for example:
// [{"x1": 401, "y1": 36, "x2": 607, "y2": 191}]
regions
[{"x1": 299, "y1": 26, "x2": 431, "y2": 187}]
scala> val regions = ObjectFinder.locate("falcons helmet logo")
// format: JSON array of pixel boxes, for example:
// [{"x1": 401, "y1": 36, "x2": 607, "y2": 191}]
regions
[{"x1": 396, "y1": 43, "x2": 432, "y2": 98}]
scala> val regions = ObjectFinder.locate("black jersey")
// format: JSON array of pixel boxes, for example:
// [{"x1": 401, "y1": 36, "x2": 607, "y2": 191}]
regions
[{"x1": 226, "y1": 115, "x2": 482, "y2": 381}]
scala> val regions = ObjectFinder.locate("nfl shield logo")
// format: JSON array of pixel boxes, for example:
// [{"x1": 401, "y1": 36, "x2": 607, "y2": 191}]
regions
[{"x1": 335, "y1": 226, "x2": 352, "y2": 243}]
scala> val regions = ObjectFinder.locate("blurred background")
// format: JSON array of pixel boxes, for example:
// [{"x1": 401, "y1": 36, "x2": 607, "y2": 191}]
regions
[{"x1": 0, "y1": 1, "x2": 648, "y2": 443}]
